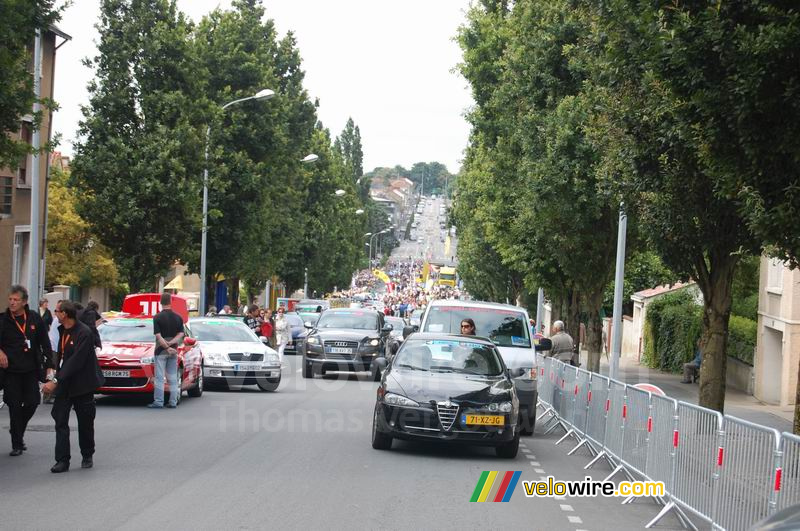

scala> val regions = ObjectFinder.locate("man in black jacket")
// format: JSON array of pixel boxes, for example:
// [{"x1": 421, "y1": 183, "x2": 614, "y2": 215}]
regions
[
  {"x1": 41, "y1": 300, "x2": 104, "y2": 473},
  {"x1": 0, "y1": 285, "x2": 53, "y2": 456}
]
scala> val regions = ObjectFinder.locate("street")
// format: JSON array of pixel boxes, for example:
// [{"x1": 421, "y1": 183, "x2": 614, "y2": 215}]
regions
[{"x1": 0, "y1": 357, "x2": 682, "y2": 530}]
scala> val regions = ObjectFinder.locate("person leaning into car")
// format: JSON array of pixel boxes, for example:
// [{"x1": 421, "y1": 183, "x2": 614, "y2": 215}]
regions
[{"x1": 41, "y1": 300, "x2": 104, "y2": 473}]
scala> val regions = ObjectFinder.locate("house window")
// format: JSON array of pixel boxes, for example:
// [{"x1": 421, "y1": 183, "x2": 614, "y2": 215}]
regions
[
  {"x1": 0, "y1": 176, "x2": 12, "y2": 215},
  {"x1": 767, "y1": 258, "x2": 784, "y2": 293},
  {"x1": 17, "y1": 121, "x2": 33, "y2": 187}
]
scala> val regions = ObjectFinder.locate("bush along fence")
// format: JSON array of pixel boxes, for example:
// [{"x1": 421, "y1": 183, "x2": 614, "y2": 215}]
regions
[
  {"x1": 641, "y1": 290, "x2": 756, "y2": 369},
  {"x1": 535, "y1": 353, "x2": 797, "y2": 531}
]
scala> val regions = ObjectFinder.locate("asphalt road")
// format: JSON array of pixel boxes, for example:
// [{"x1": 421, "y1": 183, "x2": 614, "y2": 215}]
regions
[
  {"x1": 0, "y1": 356, "x2": 687, "y2": 530},
  {"x1": 394, "y1": 196, "x2": 457, "y2": 263}
]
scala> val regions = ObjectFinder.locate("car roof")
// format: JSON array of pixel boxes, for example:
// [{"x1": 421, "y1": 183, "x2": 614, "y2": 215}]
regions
[
  {"x1": 426, "y1": 299, "x2": 528, "y2": 314},
  {"x1": 324, "y1": 308, "x2": 381, "y2": 315},
  {"x1": 188, "y1": 317, "x2": 248, "y2": 325},
  {"x1": 403, "y1": 332, "x2": 496, "y2": 346}
]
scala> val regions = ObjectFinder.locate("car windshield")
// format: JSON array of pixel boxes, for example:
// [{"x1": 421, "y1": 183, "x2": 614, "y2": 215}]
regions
[
  {"x1": 189, "y1": 321, "x2": 258, "y2": 342},
  {"x1": 316, "y1": 311, "x2": 378, "y2": 330},
  {"x1": 422, "y1": 306, "x2": 531, "y2": 348},
  {"x1": 98, "y1": 320, "x2": 154, "y2": 343},
  {"x1": 298, "y1": 312, "x2": 320, "y2": 325},
  {"x1": 394, "y1": 339, "x2": 504, "y2": 376},
  {"x1": 285, "y1": 314, "x2": 304, "y2": 327}
]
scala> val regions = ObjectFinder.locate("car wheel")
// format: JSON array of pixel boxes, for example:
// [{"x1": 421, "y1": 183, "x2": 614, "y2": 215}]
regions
[
  {"x1": 302, "y1": 358, "x2": 313, "y2": 379},
  {"x1": 257, "y1": 376, "x2": 281, "y2": 392},
  {"x1": 187, "y1": 366, "x2": 204, "y2": 397},
  {"x1": 519, "y1": 410, "x2": 535, "y2": 436},
  {"x1": 371, "y1": 406, "x2": 392, "y2": 450},
  {"x1": 496, "y1": 430, "x2": 520, "y2": 459}
]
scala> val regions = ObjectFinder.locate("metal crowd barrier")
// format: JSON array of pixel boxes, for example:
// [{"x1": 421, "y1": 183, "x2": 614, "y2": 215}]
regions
[{"x1": 532, "y1": 356, "x2": 800, "y2": 531}]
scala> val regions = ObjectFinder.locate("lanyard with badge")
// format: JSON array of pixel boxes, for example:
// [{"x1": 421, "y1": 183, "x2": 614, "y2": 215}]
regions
[
  {"x1": 59, "y1": 332, "x2": 71, "y2": 368},
  {"x1": 13, "y1": 311, "x2": 30, "y2": 351}
]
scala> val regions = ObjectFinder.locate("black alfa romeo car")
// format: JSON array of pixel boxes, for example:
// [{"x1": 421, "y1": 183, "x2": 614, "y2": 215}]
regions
[
  {"x1": 371, "y1": 333, "x2": 521, "y2": 458},
  {"x1": 302, "y1": 308, "x2": 392, "y2": 379}
]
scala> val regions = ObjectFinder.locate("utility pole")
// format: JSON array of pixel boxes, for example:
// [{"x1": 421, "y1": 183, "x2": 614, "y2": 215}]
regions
[
  {"x1": 609, "y1": 204, "x2": 627, "y2": 380},
  {"x1": 28, "y1": 29, "x2": 43, "y2": 301},
  {"x1": 303, "y1": 267, "x2": 308, "y2": 298}
]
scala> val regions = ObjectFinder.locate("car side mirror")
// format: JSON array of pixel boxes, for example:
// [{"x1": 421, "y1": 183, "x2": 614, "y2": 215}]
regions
[
  {"x1": 402, "y1": 325, "x2": 416, "y2": 339},
  {"x1": 259, "y1": 336, "x2": 269, "y2": 344},
  {"x1": 507, "y1": 367, "x2": 525, "y2": 378},
  {"x1": 304, "y1": 321, "x2": 313, "y2": 329},
  {"x1": 534, "y1": 338, "x2": 553, "y2": 352},
  {"x1": 184, "y1": 337, "x2": 197, "y2": 347}
]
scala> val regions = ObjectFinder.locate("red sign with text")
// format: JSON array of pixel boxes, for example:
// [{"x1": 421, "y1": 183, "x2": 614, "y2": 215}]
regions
[{"x1": 121, "y1": 294, "x2": 189, "y2": 323}]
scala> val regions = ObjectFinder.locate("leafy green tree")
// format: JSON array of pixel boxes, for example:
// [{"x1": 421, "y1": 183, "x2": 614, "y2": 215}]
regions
[
  {"x1": 456, "y1": 0, "x2": 623, "y2": 369},
  {"x1": 582, "y1": 0, "x2": 800, "y2": 412},
  {"x1": 46, "y1": 166, "x2": 120, "y2": 289},
  {"x1": 71, "y1": 0, "x2": 206, "y2": 292},
  {"x1": 194, "y1": 0, "x2": 316, "y2": 303},
  {"x1": 0, "y1": 0, "x2": 61, "y2": 170}
]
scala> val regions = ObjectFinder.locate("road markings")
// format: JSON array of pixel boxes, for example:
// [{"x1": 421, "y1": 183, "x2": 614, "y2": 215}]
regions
[
  {"x1": 559, "y1": 504, "x2": 574, "y2": 512},
  {"x1": 530, "y1": 461, "x2": 541, "y2": 466},
  {"x1": 296, "y1": 369, "x2": 302, "y2": 373},
  {"x1": 534, "y1": 468, "x2": 545, "y2": 474},
  {"x1": 567, "y1": 516, "x2": 583, "y2": 524}
]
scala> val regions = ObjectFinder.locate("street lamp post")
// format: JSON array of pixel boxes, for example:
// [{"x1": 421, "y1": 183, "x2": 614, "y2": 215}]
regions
[{"x1": 200, "y1": 89, "x2": 275, "y2": 315}]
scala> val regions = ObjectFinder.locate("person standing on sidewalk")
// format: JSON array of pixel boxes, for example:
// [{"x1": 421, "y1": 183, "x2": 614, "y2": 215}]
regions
[
  {"x1": 39, "y1": 298, "x2": 53, "y2": 331},
  {"x1": 41, "y1": 300, "x2": 103, "y2": 472},
  {"x1": 148, "y1": 293, "x2": 184, "y2": 409},
  {"x1": 260, "y1": 309, "x2": 274, "y2": 348},
  {"x1": 682, "y1": 340, "x2": 703, "y2": 383},
  {"x1": 244, "y1": 305, "x2": 261, "y2": 336},
  {"x1": 0, "y1": 285, "x2": 53, "y2": 456},
  {"x1": 548, "y1": 320, "x2": 575, "y2": 365},
  {"x1": 274, "y1": 307, "x2": 291, "y2": 362}
]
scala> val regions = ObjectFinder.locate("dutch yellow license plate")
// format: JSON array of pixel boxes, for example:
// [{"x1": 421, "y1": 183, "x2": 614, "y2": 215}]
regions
[{"x1": 463, "y1": 414, "x2": 504, "y2": 426}]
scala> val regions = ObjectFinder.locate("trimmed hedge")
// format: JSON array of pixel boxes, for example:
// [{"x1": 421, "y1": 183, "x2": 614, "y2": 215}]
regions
[
  {"x1": 641, "y1": 290, "x2": 702, "y2": 372},
  {"x1": 728, "y1": 315, "x2": 757, "y2": 365},
  {"x1": 642, "y1": 289, "x2": 758, "y2": 371}
]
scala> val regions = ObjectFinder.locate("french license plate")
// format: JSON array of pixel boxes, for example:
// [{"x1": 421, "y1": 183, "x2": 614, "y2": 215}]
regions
[
  {"x1": 102, "y1": 370, "x2": 130, "y2": 378},
  {"x1": 462, "y1": 414, "x2": 504, "y2": 426},
  {"x1": 326, "y1": 347, "x2": 353, "y2": 354},
  {"x1": 234, "y1": 364, "x2": 262, "y2": 371}
]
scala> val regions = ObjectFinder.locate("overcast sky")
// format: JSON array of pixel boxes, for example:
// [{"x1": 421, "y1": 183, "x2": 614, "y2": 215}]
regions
[{"x1": 52, "y1": 0, "x2": 474, "y2": 174}]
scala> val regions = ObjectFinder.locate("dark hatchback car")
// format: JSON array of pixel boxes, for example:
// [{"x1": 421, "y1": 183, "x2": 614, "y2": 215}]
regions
[
  {"x1": 371, "y1": 333, "x2": 520, "y2": 458},
  {"x1": 302, "y1": 308, "x2": 392, "y2": 379}
]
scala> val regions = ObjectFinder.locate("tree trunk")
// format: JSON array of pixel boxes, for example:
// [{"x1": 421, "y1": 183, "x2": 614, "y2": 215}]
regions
[
  {"x1": 229, "y1": 277, "x2": 240, "y2": 310},
  {"x1": 584, "y1": 289, "x2": 605, "y2": 373},
  {"x1": 696, "y1": 252, "x2": 738, "y2": 413}
]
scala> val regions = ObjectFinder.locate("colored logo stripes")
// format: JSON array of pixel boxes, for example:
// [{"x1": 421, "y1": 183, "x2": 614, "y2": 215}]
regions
[{"x1": 470, "y1": 471, "x2": 522, "y2": 502}]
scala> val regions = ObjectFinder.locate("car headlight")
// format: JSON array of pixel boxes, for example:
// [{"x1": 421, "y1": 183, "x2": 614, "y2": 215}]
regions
[
  {"x1": 267, "y1": 353, "x2": 280, "y2": 364},
  {"x1": 140, "y1": 356, "x2": 154, "y2": 365},
  {"x1": 479, "y1": 401, "x2": 512, "y2": 413},
  {"x1": 205, "y1": 353, "x2": 227, "y2": 366},
  {"x1": 499, "y1": 401, "x2": 513, "y2": 413},
  {"x1": 383, "y1": 393, "x2": 419, "y2": 407},
  {"x1": 307, "y1": 336, "x2": 319, "y2": 345},
  {"x1": 368, "y1": 338, "x2": 379, "y2": 347}
]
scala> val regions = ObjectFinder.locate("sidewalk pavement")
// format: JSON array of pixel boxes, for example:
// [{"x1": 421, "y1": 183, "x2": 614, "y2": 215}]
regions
[{"x1": 575, "y1": 351, "x2": 794, "y2": 434}]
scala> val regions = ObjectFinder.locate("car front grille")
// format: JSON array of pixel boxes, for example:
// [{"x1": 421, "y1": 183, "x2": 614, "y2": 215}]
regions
[
  {"x1": 228, "y1": 353, "x2": 264, "y2": 362},
  {"x1": 102, "y1": 377, "x2": 148, "y2": 388},
  {"x1": 436, "y1": 403, "x2": 459, "y2": 431}
]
